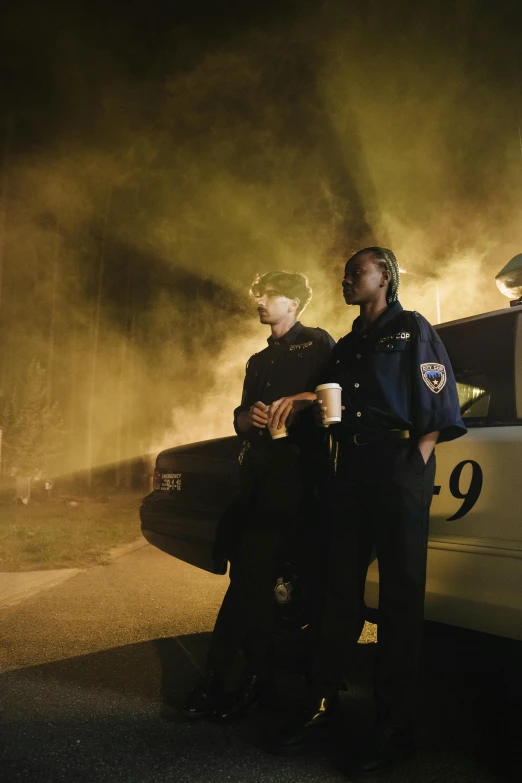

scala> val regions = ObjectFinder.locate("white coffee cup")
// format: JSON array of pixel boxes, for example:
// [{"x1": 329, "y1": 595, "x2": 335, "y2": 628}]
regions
[
  {"x1": 315, "y1": 383, "x2": 342, "y2": 424},
  {"x1": 268, "y1": 421, "x2": 288, "y2": 439}
]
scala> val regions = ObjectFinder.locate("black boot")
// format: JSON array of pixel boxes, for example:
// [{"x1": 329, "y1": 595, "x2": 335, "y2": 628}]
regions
[
  {"x1": 183, "y1": 669, "x2": 223, "y2": 718},
  {"x1": 273, "y1": 692, "x2": 339, "y2": 751},
  {"x1": 213, "y1": 671, "x2": 276, "y2": 721},
  {"x1": 343, "y1": 724, "x2": 416, "y2": 779}
]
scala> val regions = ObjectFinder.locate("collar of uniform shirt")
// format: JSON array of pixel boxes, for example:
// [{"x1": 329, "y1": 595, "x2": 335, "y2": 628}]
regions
[
  {"x1": 352, "y1": 301, "x2": 403, "y2": 336},
  {"x1": 266, "y1": 320, "x2": 303, "y2": 346}
]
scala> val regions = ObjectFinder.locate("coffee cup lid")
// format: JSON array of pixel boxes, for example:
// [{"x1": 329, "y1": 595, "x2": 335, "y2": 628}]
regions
[{"x1": 315, "y1": 383, "x2": 342, "y2": 392}]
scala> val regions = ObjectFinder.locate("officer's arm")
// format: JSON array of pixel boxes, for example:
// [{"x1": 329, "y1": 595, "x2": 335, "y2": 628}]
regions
[
  {"x1": 233, "y1": 360, "x2": 252, "y2": 435},
  {"x1": 236, "y1": 402, "x2": 269, "y2": 433},
  {"x1": 410, "y1": 315, "x2": 467, "y2": 444},
  {"x1": 233, "y1": 358, "x2": 269, "y2": 434},
  {"x1": 417, "y1": 431, "x2": 439, "y2": 463},
  {"x1": 268, "y1": 392, "x2": 317, "y2": 429}
]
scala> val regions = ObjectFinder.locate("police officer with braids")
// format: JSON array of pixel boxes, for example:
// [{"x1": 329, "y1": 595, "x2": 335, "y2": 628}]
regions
[
  {"x1": 274, "y1": 248, "x2": 466, "y2": 776},
  {"x1": 184, "y1": 271, "x2": 335, "y2": 721}
]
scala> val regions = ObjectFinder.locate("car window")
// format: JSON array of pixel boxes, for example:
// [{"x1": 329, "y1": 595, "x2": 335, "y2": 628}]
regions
[
  {"x1": 437, "y1": 312, "x2": 518, "y2": 426},
  {"x1": 456, "y1": 383, "x2": 490, "y2": 418}
]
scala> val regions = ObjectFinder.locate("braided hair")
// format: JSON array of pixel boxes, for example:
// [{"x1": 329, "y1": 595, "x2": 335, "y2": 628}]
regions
[{"x1": 352, "y1": 246, "x2": 400, "y2": 304}]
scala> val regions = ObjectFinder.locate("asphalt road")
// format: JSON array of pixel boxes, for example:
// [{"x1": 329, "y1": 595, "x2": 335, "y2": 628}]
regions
[{"x1": 0, "y1": 544, "x2": 520, "y2": 783}]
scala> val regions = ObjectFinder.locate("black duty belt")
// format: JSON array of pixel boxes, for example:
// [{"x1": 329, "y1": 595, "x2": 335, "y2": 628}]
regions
[{"x1": 350, "y1": 429, "x2": 410, "y2": 446}]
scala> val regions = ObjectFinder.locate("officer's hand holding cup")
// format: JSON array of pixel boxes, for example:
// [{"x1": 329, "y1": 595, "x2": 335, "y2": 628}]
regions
[
  {"x1": 267, "y1": 393, "x2": 316, "y2": 438},
  {"x1": 314, "y1": 383, "x2": 343, "y2": 427},
  {"x1": 247, "y1": 401, "x2": 269, "y2": 429}
]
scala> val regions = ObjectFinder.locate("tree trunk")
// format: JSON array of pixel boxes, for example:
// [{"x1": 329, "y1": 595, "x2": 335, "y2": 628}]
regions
[
  {"x1": 115, "y1": 273, "x2": 132, "y2": 487},
  {"x1": 86, "y1": 189, "x2": 112, "y2": 489},
  {"x1": 46, "y1": 227, "x2": 61, "y2": 407},
  {"x1": 0, "y1": 114, "x2": 12, "y2": 318},
  {"x1": 122, "y1": 313, "x2": 136, "y2": 489}
]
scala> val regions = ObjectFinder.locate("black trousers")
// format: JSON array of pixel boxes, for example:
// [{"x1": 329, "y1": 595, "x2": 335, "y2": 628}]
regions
[
  {"x1": 207, "y1": 442, "x2": 305, "y2": 683},
  {"x1": 311, "y1": 439, "x2": 436, "y2": 730}
]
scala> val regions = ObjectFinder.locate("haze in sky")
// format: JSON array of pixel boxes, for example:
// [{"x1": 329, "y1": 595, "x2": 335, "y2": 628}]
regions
[{"x1": 0, "y1": 0, "x2": 520, "y2": 476}]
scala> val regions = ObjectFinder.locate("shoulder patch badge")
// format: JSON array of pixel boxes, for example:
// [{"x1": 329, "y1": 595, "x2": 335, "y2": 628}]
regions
[{"x1": 420, "y1": 363, "x2": 446, "y2": 393}]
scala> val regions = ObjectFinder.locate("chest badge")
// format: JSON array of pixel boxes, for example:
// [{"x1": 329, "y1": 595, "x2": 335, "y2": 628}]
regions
[{"x1": 420, "y1": 363, "x2": 447, "y2": 393}]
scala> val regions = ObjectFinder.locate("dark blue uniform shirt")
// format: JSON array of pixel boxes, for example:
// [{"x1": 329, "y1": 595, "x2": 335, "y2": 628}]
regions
[
  {"x1": 234, "y1": 321, "x2": 335, "y2": 448},
  {"x1": 323, "y1": 301, "x2": 466, "y2": 444}
]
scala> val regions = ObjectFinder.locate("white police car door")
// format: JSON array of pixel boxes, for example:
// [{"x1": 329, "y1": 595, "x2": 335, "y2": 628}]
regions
[{"x1": 425, "y1": 308, "x2": 522, "y2": 639}]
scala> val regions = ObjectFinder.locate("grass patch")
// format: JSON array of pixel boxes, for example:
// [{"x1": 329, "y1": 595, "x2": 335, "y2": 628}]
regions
[{"x1": 0, "y1": 492, "x2": 145, "y2": 572}]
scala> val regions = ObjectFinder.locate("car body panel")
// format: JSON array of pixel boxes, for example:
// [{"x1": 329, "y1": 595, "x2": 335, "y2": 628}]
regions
[
  {"x1": 140, "y1": 437, "x2": 241, "y2": 574},
  {"x1": 365, "y1": 425, "x2": 522, "y2": 640}
]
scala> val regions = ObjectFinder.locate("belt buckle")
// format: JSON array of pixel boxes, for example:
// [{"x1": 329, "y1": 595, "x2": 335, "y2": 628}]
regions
[{"x1": 353, "y1": 433, "x2": 366, "y2": 446}]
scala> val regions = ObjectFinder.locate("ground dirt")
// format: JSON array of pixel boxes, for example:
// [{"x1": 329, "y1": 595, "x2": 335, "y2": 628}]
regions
[{"x1": 0, "y1": 491, "x2": 144, "y2": 571}]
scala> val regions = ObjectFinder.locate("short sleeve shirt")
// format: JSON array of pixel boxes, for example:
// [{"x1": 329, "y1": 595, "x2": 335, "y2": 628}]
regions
[{"x1": 322, "y1": 301, "x2": 466, "y2": 444}]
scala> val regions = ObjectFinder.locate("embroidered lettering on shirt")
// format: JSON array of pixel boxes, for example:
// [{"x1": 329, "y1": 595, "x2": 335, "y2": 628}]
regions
[
  {"x1": 377, "y1": 331, "x2": 411, "y2": 344},
  {"x1": 289, "y1": 341, "x2": 313, "y2": 351}
]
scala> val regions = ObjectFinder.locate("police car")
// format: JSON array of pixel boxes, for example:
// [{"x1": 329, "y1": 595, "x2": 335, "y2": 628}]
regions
[{"x1": 140, "y1": 281, "x2": 522, "y2": 644}]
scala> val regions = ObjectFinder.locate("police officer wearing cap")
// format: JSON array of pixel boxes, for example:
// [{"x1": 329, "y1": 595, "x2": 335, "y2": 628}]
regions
[
  {"x1": 183, "y1": 270, "x2": 335, "y2": 721},
  {"x1": 275, "y1": 248, "x2": 466, "y2": 775}
]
